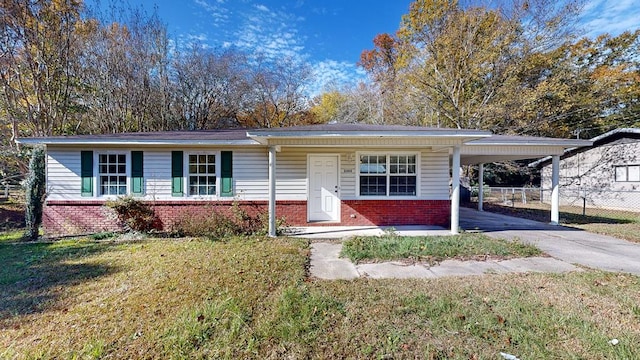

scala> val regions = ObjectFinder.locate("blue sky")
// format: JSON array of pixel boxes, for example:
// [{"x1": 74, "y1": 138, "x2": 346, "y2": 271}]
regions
[{"x1": 90, "y1": 0, "x2": 639, "y2": 96}]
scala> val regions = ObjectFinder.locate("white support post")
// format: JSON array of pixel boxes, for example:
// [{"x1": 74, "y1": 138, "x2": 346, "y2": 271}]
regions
[
  {"x1": 268, "y1": 146, "x2": 277, "y2": 237},
  {"x1": 451, "y1": 146, "x2": 461, "y2": 234},
  {"x1": 478, "y1": 163, "x2": 484, "y2": 212},
  {"x1": 550, "y1": 155, "x2": 560, "y2": 225}
]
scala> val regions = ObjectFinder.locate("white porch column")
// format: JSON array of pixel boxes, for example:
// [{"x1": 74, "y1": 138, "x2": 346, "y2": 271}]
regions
[
  {"x1": 268, "y1": 146, "x2": 277, "y2": 237},
  {"x1": 550, "y1": 155, "x2": 560, "y2": 225},
  {"x1": 451, "y1": 146, "x2": 461, "y2": 234},
  {"x1": 478, "y1": 163, "x2": 484, "y2": 212}
]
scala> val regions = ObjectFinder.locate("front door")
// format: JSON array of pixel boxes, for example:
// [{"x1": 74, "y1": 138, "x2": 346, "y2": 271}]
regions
[{"x1": 308, "y1": 155, "x2": 340, "y2": 222}]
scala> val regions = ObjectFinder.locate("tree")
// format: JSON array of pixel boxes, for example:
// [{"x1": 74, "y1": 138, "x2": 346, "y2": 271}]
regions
[
  {"x1": 78, "y1": 4, "x2": 171, "y2": 133},
  {"x1": 358, "y1": 0, "x2": 585, "y2": 131},
  {"x1": 240, "y1": 56, "x2": 312, "y2": 128},
  {"x1": 172, "y1": 46, "x2": 249, "y2": 130},
  {"x1": 0, "y1": 0, "x2": 84, "y2": 141}
]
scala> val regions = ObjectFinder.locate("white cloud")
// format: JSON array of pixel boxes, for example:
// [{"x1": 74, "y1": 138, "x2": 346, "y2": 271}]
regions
[
  {"x1": 193, "y1": 0, "x2": 230, "y2": 27},
  {"x1": 185, "y1": 0, "x2": 363, "y2": 96},
  {"x1": 230, "y1": 3, "x2": 307, "y2": 63},
  {"x1": 580, "y1": 0, "x2": 640, "y2": 37},
  {"x1": 308, "y1": 60, "x2": 367, "y2": 97}
]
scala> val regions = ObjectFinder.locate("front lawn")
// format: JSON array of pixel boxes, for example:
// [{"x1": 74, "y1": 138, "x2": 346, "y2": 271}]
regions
[
  {"x1": 1, "y1": 236, "x2": 639, "y2": 359},
  {"x1": 340, "y1": 233, "x2": 542, "y2": 264}
]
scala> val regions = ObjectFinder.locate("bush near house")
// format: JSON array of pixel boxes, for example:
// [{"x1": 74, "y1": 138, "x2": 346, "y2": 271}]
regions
[{"x1": 171, "y1": 202, "x2": 284, "y2": 239}]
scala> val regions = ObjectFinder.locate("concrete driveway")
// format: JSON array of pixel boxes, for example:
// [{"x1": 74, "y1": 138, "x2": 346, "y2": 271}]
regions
[{"x1": 460, "y1": 207, "x2": 640, "y2": 275}]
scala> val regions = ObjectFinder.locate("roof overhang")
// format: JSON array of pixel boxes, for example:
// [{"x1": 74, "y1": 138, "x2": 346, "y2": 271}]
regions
[
  {"x1": 17, "y1": 138, "x2": 259, "y2": 146},
  {"x1": 246, "y1": 128, "x2": 492, "y2": 147}
]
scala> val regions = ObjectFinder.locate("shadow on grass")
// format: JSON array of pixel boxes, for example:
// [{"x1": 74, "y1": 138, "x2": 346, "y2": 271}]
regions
[
  {"x1": 0, "y1": 202, "x2": 25, "y2": 231},
  {"x1": 0, "y1": 241, "x2": 121, "y2": 318},
  {"x1": 467, "y1": 202, "x2": 635, "y2": 225}
]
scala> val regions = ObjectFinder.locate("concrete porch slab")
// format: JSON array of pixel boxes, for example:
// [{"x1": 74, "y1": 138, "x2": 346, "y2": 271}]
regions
[{"x1": 286, "y1": 225, "x2": 449, "y2": 239}]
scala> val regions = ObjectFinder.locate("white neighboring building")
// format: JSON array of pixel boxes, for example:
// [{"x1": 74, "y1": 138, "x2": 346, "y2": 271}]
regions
[{"x1": 533, "y1": 128, "x2": 640, "y2": 211}]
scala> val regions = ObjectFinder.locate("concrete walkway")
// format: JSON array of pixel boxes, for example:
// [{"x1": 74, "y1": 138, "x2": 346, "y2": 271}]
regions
[
  {"x1": 306, "y1": 208, "x2": 640, "y2": 279},
  {"x1": 310, "y1": 242, "x2": 579, "y2": 280}
]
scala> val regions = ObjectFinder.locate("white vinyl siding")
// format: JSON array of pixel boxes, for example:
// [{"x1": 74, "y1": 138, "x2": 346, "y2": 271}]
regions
[
  {"x1": 421, "y1": 151, "x2": 450, "y2": 200},
  {"x1": 233, "y1": 148, "x2": 269, "y2": 200},
  {"x1": 143, "y1": 151, "x2": 172, "y2": 198},
  {"x1": 47, "y1": 150, "x2": 82, "y2": 200},
  {"x1": 45, "y1": 146, "x2": 453, "y2": 201}
]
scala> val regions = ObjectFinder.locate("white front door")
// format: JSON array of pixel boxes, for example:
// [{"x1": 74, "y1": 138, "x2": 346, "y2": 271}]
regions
[{"x1": 308, "y1": 155, "x2": 340, "y2": 222}]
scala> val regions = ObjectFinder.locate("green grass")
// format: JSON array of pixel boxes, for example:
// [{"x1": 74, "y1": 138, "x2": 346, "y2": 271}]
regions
[
  {"x1": 2, "y1": 236, "x2": 640, "y2": 359},
  {"x1": 340, "y1": 233, "x2": 542, "y2": 264},
  {"x1": 0, "y1": 229, "x2": 24, "y2": 243}
]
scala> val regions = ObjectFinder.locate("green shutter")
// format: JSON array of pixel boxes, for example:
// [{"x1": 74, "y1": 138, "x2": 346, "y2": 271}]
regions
[
  {"x1": 171, "y1": 151, "x2": 183, "y2": 196},
  {"x1": 131, "y1": 151, "x2": 144, "y2": 195},
  {"x1": 81, "y1": 151, "x2": 93, "y2": 197},
  {"x1": 220, "y1": 151, "x2": 233, "y2": 197}
]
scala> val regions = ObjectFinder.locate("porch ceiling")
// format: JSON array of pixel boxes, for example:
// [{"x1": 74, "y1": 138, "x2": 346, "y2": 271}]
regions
[{"x1": 460, "y1": 135, "x2": 592, "y2": 165}]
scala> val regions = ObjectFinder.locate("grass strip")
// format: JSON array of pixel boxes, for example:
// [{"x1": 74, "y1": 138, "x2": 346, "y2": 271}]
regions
[{"x1": 340, "y1": 233, "x2": 541, "y2": 264}]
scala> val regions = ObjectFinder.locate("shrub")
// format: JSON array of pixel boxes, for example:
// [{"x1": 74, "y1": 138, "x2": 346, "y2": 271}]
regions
[
  {"x1": 23, "y1": 145, "x2": 46, "y2": 241},
  {"x1": 172, "y1": 203, "x2": 285, "y2": 239},
  {"x1": 106, "y1": 197, "x2": 160, "y2": 233}
]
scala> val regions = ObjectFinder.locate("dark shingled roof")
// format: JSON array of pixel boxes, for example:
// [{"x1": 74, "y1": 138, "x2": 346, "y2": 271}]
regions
[
  {"x1": 249, "y1": 123, "x2": 473, "y2": 133},
  {"x1": 23, "y1": 128, "x2": 252, "y2": 141}
]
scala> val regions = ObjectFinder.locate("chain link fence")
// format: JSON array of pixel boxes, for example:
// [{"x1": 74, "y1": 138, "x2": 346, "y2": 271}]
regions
[{"x1": 469, "y1": 186, "x2": 640, "y2": 220}]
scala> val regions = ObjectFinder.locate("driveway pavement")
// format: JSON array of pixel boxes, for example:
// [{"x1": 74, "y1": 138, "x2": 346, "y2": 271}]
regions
[
  {"x1": 307, "y1": 208, "x2": 640, "y2": 279},
  {"x1": 460, "y1": 207, "x2": 640, "y2": 275}
]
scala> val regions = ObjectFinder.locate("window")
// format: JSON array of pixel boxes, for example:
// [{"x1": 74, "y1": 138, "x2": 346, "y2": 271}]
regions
[
  {"x1": 188, "y1": 154, "x2": 216, "y2": 195},
  {"x1": 615, "y1": 165, "x2": 640, "y2": 182},
  {"x1": 359, "y1": 154, "x2": 417, "y2": 196},
  {"x1": 99, "y1": 154, "x2": 127, "y2": 195}
]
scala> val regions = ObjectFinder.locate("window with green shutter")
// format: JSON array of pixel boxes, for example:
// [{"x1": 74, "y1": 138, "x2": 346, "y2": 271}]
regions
[
  {"x1": 131, "y1": 151, "x2": 144, "y2": 195},
  {"x1": 81, "y1": 151, "x2": 93, "y2": 197},
  {"x1": 220, "y1": 151, "x2": 233, "y2": 197},
  {"x1": 171, "y1": 151, "x2": 184, "y2": 196}
]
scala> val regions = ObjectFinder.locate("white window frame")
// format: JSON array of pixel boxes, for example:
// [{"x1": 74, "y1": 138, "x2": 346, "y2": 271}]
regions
[
  {"x1": 95, "y1": 151, "x2": 130, "y2": 198},
  {"x1": 184, "y1": 151, "x2": 220, "y2": 198},
  {"x1": 355, "y1": 151, "x2": 420, "y2": 199},
  {"x1": 615, "y1": 164, "x2": 640, "y2": 182}
]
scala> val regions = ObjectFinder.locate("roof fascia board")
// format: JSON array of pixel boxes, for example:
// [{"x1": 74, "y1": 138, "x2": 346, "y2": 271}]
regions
[{"x1": 17, "y1": 139, "x2": 261, "y2": 146}]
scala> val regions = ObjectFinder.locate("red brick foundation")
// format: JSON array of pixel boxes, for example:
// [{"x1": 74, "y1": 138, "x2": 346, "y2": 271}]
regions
[{"x1": 43, "y1": 199, "x2": 451, "y2": 235}]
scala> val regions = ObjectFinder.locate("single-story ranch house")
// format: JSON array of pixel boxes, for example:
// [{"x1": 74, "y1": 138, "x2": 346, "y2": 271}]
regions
[
  {"x1": 532, "y1": 128, "x2": 640, "y2": 211},
  {"x1": 18, "y1": 124, "x2": 591, "y2": 236}
]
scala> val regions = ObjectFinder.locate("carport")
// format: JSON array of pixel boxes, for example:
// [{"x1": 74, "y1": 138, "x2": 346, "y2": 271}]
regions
[{"x1": 457, "y1": 135, "x2": 591, "y2": 227}]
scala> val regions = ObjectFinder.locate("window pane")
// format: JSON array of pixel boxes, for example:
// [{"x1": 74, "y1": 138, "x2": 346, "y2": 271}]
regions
[
  {"x1": 390, "y1": 176, "x2": 417, "y2": 196},
  {"x1": 615, "y1": 166, "x2": 627, "y2": 182},
  {"x1": 187, "y1": 154, "x2": 216, "y2": 195},
  {"x1": 360, "y1": 155, "x2": 386, "y2": 174},
  {"x1": 629, "y1": 166, "x2": 640, "y2": 182},
  {"x1": 360, "y1": 176, "x2": 386, "y2": 196}
]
